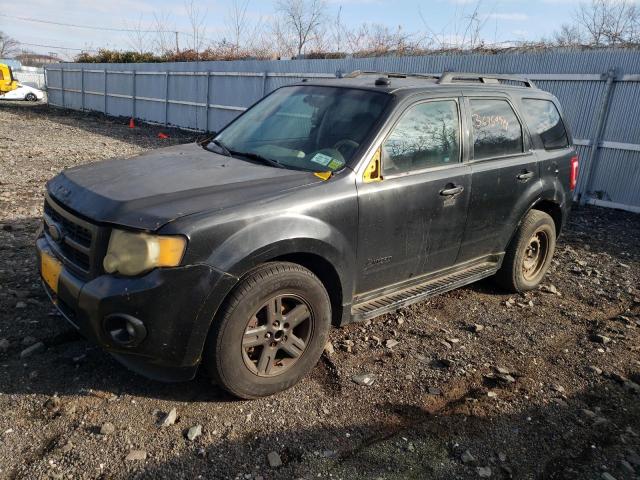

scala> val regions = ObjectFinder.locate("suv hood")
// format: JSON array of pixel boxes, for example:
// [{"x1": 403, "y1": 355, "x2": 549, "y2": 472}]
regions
[{"x1": 47, "y1": 143, "x2": 321, "y2": 230}]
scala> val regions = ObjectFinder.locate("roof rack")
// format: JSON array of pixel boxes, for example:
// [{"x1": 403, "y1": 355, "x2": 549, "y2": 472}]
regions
[
  {"x1": 437, "y1": 72, "x2": 536, "y2": 88},
  {"x1": 345, "y1": 70, "x2": 440, "y2": 81}
]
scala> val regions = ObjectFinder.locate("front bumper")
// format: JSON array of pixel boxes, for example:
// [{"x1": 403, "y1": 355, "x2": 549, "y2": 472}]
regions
[{"x1": 36, "y1": 235, "x2": 236, "y2": 382}]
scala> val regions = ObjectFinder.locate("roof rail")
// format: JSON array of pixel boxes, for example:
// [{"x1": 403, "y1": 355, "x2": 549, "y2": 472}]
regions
[
  {"x1": 437, "y1": 72, "x2": 536, "y2": 88},
  {"x1": 346, "y1": 70, "x2": 440, "y2": 81}
]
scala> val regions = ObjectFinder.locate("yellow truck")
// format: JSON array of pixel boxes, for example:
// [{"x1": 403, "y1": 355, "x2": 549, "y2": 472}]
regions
[{"x1": 0, "y1": 63, "x2": 19, "y2": 94}]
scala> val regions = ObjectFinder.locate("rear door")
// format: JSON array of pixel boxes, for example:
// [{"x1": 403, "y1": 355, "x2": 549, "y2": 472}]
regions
[
  {"x1": 457, "y1": 94, "x2": 541, "y2": 263},
  {"x1": 355, "y1": 95, "x2": 472, "y2": 294}
]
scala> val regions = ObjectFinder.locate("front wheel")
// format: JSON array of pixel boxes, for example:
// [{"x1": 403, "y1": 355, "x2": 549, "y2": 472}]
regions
[
  {"x1": 25, "y1": 93, "x2": 37, "y2": 102},
  {"x1": 204, "y1": 262, "x2": 331, "y2": 399},
  {"x1": 495, "y1": 209, "x2": 556, "y2": 292}
]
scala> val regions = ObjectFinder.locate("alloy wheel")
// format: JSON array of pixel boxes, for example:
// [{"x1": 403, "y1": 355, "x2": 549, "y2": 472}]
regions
[{"x1": 241, "y1": 294, "x2": 313, "y2": 377}]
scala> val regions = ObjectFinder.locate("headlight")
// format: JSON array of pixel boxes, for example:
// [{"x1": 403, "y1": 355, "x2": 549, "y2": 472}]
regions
[{"x1": 103, "y1": 229, "x2": 187, "y2": 276}]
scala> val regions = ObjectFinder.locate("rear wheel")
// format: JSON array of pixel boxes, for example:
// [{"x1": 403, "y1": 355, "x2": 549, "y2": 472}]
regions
[
  {"x1": 496, "y1": 209, "x2": 556, "y2": 292},
  {"x1": 25, "y1": 93, "x2": 37, "y2": 102},
  {"x1": 204, "y1": 262, "x2": 331, "y2": 399}
]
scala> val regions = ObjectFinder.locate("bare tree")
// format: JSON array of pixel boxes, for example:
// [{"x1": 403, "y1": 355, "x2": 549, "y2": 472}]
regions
[
  {"x1": 330, "y1": 6, "x2": 345, "y2": 54},
  {"x1": 553, "y1": 23, "x2": 583, "y2": 46},
  {"x1": 226, "y1": 0, "x2": 250, "y2": 54},
  {"x1": 341, "y1": 22, "x2": 419, "y2": 57},
  {"x1": 222, "y1": 0, "x2": 268, "y2": 57},
  {"x1": 125, "y1": 15, "x2": 151, "y2": 54},
  {"x1": 419, "y1": 0, "x2": 489, "y2": 50},
  {"x1": 275, "y1": 0, "x2": 327, "y2": 57},
  {"x1": 574, "y1": 0, "x2": 640, "y2": 45},
  {"x1": 462, "y1": 1, "x2": 489, "y2": 49},
  {"x1": 0, "y1": 31, "x2": 19, "y2": 58},
  {"x1": 152, "y1": 11, "x2": 178, "y2": 55},
  {"x1": 184, "y1": 0, "x2": 208, "y2": 54}
]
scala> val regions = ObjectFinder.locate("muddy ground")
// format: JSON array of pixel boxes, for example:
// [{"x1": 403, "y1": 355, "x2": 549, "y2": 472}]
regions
[{"x1": 0, "y1": 101, "x2": 639, "y2": 480}]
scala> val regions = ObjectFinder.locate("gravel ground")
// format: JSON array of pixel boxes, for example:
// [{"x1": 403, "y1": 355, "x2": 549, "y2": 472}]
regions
[{"x1": 0, "y1": 101, "x2": 639, "y2": 480}]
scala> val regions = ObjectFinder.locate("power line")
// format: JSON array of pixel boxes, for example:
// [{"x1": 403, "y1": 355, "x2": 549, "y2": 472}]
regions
[
  {"x1": 0, "y1": 13, "x2": 171, "y2": 34},
  {"x1": 17, "y1": 42, "x2": 97, "y2": 52},
  {"x1": 2, "y1": 12, "x2": 220, "y2": 52}
]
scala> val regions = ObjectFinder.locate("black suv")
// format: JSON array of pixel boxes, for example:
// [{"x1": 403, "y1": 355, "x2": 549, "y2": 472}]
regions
[{"x1": 37, "y1": 71, "x2": 578, "y2": 399}]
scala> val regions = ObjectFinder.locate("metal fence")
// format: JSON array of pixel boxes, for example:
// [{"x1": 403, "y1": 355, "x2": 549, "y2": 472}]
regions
[{"x1": 45, "y1": 49, "x2": 640, "y2": 212}]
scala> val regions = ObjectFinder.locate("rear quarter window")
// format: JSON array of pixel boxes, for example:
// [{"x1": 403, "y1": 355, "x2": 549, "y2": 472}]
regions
[{"x1": 522, "y1": 98, "x2": 569, "y2": 150}]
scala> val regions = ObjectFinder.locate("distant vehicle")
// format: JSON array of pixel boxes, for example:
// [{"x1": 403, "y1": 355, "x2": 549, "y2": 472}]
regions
[
  {"x1": 0, "y1": 83, "x2": 44, "y2": 101},
  {"x1": 38, "y1": 71, "x2": 578, "y2": 399},
  {"x1": 0, "y1": 63, "x2": 19, "y2": 94}
]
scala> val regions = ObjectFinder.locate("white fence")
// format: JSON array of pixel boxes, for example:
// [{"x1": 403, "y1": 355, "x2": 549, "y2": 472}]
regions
[{"x1": 14, "y1": 67, "x2": 45, "y2": 89}]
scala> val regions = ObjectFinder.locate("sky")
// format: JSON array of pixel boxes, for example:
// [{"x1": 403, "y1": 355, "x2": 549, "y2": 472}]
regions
[{"x1": 1, "y1": 0, "x2": 583, "y2": 59}]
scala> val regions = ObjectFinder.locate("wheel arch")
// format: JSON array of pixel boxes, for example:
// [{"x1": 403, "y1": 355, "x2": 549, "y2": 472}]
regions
[
  {"x1": 221, "y1": 239, "x2": 351, "y2": 328},
  {"x1": 502, "y1": 196, "x2": 564, "y2": 256},
  {"x1": 530, "y1": 198, "x2": 563, "y2": 237},
  {"x1": 272, "y1": 252, "x2": 344, "y2": 327}
]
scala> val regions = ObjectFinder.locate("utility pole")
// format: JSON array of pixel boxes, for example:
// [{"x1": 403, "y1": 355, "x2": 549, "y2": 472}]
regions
[{"x1": 175, "y1": 31, "x2": 180, "y2": 53}]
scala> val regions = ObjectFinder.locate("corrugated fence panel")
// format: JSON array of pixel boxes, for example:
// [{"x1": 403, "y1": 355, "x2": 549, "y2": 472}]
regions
[
  {"x1": 603, "y1": 81, "x2": 640, "y2": 144},
  {"x1": 168, "y1": 74, "x2": 208, "y2": 130},
  {"x1": 134, "y1": 73, "x2": 166, "y2": 125},
  {"x1": 45, "y1": 49, "x2": 640, "y2": 210},
  {"x1": 84, "y1": 70, "x2": 106, "y2": 112},
  {"x1": 590, "y1": 147, "x2": 640, "y2": 206},
  {"x1": 46, "y1": 69, "x2": 62, "y2": 106}
]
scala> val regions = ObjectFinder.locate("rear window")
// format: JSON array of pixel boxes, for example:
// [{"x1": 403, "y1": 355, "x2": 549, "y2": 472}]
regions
[
  {"x1": 470, "y1": 99, "x2": 524, "y2": 160},
  {"x1": 522, "y1": 98, "x2": 569, "y2": 150}
]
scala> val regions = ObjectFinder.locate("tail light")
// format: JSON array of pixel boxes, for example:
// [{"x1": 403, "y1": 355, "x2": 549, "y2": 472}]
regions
[{"x1": 570, "y1": 155, "x2": 579, "y2": 191}]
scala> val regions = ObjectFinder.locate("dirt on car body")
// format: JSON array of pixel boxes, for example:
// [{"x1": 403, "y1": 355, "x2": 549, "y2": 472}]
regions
[{"x1": 0, "y1": 102, "x2": 639, "y2": 480}]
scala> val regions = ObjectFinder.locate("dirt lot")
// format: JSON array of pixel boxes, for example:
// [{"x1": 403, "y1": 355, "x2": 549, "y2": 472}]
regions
[{"x1": 0, "y1": 101, "x2": 639, "y2": 480}]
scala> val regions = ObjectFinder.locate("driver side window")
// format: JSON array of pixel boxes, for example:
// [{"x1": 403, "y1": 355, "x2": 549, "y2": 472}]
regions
[{"x1": 383, "y1": 100, "x2": 460, "y2": 175}]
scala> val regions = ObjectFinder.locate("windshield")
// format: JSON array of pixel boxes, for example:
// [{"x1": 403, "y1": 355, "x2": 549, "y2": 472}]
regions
[{"x1": 209, "y1": 86, "x2": 390, "y2": 172}]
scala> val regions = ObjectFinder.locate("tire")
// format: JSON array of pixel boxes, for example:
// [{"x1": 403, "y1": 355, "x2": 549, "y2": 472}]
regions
[
  {"x1": 495, "y1": 209, "x2": 556, "y2": 293},
  {"x1": 204, "y1": 262, "x2": 331, "y2": 399},
  {"x1": 25, "y1": 93, "x2": 37, "y2": 102}
]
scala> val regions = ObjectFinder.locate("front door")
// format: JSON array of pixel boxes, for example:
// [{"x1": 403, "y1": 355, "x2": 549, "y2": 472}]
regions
[{"x1": 356, "y1": 98, "x2": 471, "y2": 294}]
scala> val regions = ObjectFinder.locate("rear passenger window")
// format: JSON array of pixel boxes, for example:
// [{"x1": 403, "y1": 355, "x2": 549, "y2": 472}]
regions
[
  {"x1": 383, "y1": 100, "x2": 460, "y2": 175},
  {"x1": 522, "y1": 98, "x2": 569, "y2": 150},
  {"x1": 470, "y1": 99, "x2": 523, "y2": 160}
]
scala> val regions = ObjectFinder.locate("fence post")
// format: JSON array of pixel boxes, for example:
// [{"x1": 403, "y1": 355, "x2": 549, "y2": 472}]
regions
[
  {"x1": 164, "y1": 71, "x2": 169, "y2": 127},
  {"x1": 80, "y1": 68, "x2": 84, "y2": 112},
  {"x1": 578, "y1": 68, "x2": 616, "y2": 205},
  {"x1": 205, "y1": 72, "x2": 211, "y2": 133},
  {"x1": 262, "y1": 71, "x2": 268, "y2": 96},
  {"x1": 60, "y1": 67, "x2": 64, "y2": 108},
  {"x1": 132, "y1": 70, "x2": 136, "y2": 120},
  {"x1": 103, "y1": 69, "x2": 107, "y2": 114}
]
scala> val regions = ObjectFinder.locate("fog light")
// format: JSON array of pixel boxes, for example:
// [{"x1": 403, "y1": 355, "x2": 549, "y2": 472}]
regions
[{"x1": 104, "y1": 314, "x2": 147, "y2": 347}]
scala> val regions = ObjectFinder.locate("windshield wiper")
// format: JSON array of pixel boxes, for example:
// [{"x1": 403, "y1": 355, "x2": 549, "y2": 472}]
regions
[
  {"x1": 229, "y1": 150, "x2": 285, "y2": 169},
  {"x1": 206, "y1": 139, "x2": 232, "y2": 157}
]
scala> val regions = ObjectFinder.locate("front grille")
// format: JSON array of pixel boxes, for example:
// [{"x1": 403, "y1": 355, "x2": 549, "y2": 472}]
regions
[
  {"x1": 43, "y1": 195, "x2": 103, "y2": 277},
  {"x1": 44, "y1": 202, "x2": 92, "y2": 248}
]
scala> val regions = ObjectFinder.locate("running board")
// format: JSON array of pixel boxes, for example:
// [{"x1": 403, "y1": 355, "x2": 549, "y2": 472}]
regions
[{"x1": 351, "y1": 261, "x2": 499, "y2": 322}]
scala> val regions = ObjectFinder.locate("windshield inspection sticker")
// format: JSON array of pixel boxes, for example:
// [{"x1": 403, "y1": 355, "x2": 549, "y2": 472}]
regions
[
  {"x1": 328, "y1": 159, "x2": 344, "y2": 170},
  {"x1": 310, "y1": 153, "x2": 333, "y2": 167}
]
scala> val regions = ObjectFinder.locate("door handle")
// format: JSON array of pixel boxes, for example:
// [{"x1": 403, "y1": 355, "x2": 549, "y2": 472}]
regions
[
  {"x1": 517, "y1": 170, "x2": 535, "y2": 181},
  {"x1": 440, "y1": 185, "x2": 464, "y2": 196}
]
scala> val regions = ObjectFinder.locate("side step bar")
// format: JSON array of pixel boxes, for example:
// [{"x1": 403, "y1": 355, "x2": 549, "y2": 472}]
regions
[{"x1": 351, "y1": 261, "x2": 499, "y2": 322}]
